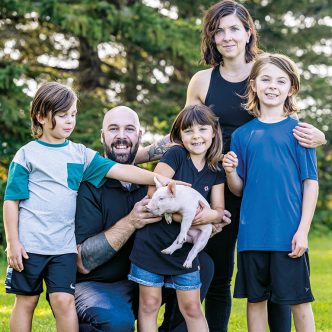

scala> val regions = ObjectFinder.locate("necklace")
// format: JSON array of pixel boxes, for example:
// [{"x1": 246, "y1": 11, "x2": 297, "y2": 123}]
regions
[{"x1": 220, "y1": 64, "x2": 252, "y2": 82}]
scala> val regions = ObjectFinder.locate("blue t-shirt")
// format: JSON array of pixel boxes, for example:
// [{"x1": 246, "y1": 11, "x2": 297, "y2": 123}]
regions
[
  {"x1": 231, "y1": 117, "x2": 318, "y2": 252},
  {"x1": 130, "y1": 145, "x2": 226, "y2": 275}
]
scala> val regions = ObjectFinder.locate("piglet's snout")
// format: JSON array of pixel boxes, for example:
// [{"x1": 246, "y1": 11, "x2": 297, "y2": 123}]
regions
[{"x1": 145, "y1": 203, "x2": 157, "y2": 214}]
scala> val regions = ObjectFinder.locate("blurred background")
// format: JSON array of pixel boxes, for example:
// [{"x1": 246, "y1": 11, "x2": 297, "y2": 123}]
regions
[{"x1": 0, "y1": 0, "x2": 331, "y2": 246}]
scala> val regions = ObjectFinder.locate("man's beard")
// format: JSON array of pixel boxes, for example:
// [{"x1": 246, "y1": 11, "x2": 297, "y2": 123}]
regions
[{"x1": 103, "y1": 138, "x2": 139, "y2": 164}]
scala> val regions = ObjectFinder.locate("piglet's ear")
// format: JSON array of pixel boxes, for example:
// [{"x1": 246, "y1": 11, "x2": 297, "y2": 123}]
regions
[
  {"x1": 167, "y1": 181, "x2": 176, "y2": 197},
  {"x1": 154, "y1": 176, "x2": 163, "y2": 189}
]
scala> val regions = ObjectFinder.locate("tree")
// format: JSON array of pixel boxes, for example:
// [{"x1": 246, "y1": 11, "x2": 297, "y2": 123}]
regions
[{"x1": 0, "y1": 0, "x2": 331, "y2": 244}]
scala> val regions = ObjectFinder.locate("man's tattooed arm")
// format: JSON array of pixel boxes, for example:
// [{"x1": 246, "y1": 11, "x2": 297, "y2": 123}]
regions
[
  {"x1": 135, "y1": 134, "x2": 171, "y2": 164},
  {"x1": 77, "y1": 214, "x2": 136, "y2": 274},
  {"x1": 77, "y1": 197, "x2": 161, "y2": 274},
  {"x1": 148, "y1": 134, "x2": 171, "y2": 162},
  {"x1": 79, "y1": 232, "x2": 117, "y2": 273}
]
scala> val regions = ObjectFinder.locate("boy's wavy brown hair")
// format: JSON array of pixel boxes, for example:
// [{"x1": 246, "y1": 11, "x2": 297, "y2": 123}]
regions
[
  {"x1": 30, "y1": 82, "x2": 77, "y2": 138},
  {"x1": 244, "y1": 53, "x2": 300, "y2": 117}
]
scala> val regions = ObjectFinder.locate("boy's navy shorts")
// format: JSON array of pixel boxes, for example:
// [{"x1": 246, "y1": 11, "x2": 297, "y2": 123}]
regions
[
  {"x1": 234, "y1": 251, "x2": 314, "y2": 305},
  {"x1": 5, "y1": 253, "x2": 77, "y2": 296}
]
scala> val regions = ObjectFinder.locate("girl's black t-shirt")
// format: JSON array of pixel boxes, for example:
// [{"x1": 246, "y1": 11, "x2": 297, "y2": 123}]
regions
[{"x1": 130, "y1": 145, "x2": 225, "y2": 275}]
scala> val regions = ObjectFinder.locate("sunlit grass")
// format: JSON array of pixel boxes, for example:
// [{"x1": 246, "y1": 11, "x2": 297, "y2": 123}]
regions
[{"x1": 0, "y1": 234, "x2": 331, "y2": 331}]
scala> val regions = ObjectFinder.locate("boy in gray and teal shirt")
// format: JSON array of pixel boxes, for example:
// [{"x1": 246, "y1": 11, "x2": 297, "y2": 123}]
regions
[
  {"x1": 4, "y1": 139, "x2": 115, "y2": 256},
  {"x1": 3, "y1": 82, "x2": 167, "y2": 331}
]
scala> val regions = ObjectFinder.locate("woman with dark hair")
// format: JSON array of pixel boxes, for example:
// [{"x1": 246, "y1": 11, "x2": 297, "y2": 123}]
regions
[
  {"x1": 185, "y1": 2, "x2": 324, "y2": 331},
  {"x1": 137, "y1": 1, "x2": 325, "y2": 331}
]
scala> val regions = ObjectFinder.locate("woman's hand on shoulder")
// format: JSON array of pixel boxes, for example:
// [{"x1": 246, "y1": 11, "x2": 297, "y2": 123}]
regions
[{"x1": 293, "y1": 122, "x2": 327, "y2": 148}]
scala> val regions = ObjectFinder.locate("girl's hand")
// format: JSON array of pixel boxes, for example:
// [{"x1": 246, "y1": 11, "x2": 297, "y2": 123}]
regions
[
  {"x1": 288, "y1": 230, "x2": 308, "y2": 258},
  {"x1": 222, "y1": 151, "x2": 238, "y2": 174},
  {"x1": 293, "y1": 122, "x2": 326, "y2": 148},
  {"x1": 6, "y1": 240, "x2": 29, "y2": 272},
  {"x1": 193, "y1": 201, "x2": 219, "y2": 225}
]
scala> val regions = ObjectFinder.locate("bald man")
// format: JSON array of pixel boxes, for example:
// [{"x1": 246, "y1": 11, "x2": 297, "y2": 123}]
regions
[{"x1": 74, "y1": 106, "x2": 214, "y2": 332}]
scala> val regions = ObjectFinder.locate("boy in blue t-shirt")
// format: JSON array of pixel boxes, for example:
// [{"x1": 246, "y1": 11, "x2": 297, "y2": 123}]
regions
[
  {"x1": 223, "y1": 54, "x2": 318, "y2": 332},
  {"x1": 3, "y1": 82, "x2": 171, "y2": 331}
]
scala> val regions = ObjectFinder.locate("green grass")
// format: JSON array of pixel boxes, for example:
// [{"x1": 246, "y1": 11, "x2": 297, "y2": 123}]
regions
[{"x1": 1, "y1": 234, "x2": 331, "y2": 331}]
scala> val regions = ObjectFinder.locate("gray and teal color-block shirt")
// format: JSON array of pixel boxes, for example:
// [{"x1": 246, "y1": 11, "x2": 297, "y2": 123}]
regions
[{"x1": 4, "y1": 139, "x2": 116, "y2": 255}]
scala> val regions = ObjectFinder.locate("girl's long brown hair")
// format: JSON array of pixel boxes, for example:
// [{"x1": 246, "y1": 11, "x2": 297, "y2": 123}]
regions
[{"x1": 170, "y1": 104, "x2": 223, "y2": 171}]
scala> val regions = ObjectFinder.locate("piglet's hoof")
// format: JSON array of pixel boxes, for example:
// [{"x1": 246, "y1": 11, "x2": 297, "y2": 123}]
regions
[
  {"x1": 183, "y1": 260, "x2": 192, "y2": 268},
  {"x1": 164, "y1": 213, "x2": 172, "y2": 224},
  {"x1": 161, "y1": 248, "x2": 171, "y2": 255}
]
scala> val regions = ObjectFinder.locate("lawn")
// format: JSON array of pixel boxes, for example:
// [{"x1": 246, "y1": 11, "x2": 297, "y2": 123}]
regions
[{"x1": 0, "y1": 234, "x2": 331, "y2": 331}]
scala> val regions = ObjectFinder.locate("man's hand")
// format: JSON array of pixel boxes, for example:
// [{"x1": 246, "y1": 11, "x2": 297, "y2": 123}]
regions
[
  {"x1": 128, "y1": 196, "x2": 162, "y2": 229},
  {"x1": 288, "y1": 230, "x2": 308, "y2": 258},
  {"x1": 293, "y1": 122, "x2": 326, "y2": 148},
  {"x1": 6, "y1": 240, "x2": 29, "y2": 272}
]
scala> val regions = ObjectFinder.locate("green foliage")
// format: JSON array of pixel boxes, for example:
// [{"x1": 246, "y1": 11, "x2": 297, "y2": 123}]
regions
[
  {"x1": 0, "y1": 63, "x2": 31, "y2": 154},
  {"x1": 71, "y1": 92, "x2": 109, "y2": 152},
  {"x1": 0, "y1": 181, "x2": 5, "y2": 244},
  {"x1": 0, "y1": 63, "x2": 31, "y2": 243}
]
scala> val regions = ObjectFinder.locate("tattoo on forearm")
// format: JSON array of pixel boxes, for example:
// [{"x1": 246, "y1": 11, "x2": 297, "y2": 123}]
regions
[
  {"x1": 148, "y1": 135, "x2": 171, "y2": 161},
  {"x1": 81, "y1": 233, "x2": 117, "y2": 271}
]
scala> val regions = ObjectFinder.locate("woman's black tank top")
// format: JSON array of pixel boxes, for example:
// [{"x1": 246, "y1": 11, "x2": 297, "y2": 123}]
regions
[{"x1": 205, "y1": 65, "x2": 254, "y2": 153}]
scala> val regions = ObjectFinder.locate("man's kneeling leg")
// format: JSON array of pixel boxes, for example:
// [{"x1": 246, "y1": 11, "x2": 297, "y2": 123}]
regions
[{"x1": 75, "y1": 280, "x2": 136, "y2": 332}]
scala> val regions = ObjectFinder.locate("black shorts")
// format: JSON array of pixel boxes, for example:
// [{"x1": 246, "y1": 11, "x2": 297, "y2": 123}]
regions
[
  {"x1": 5, "y1": 253, "x2": 77, "y2": 296},
  {"x1": 234, "y1": 251, "x2": 314, "y2": 305}
]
